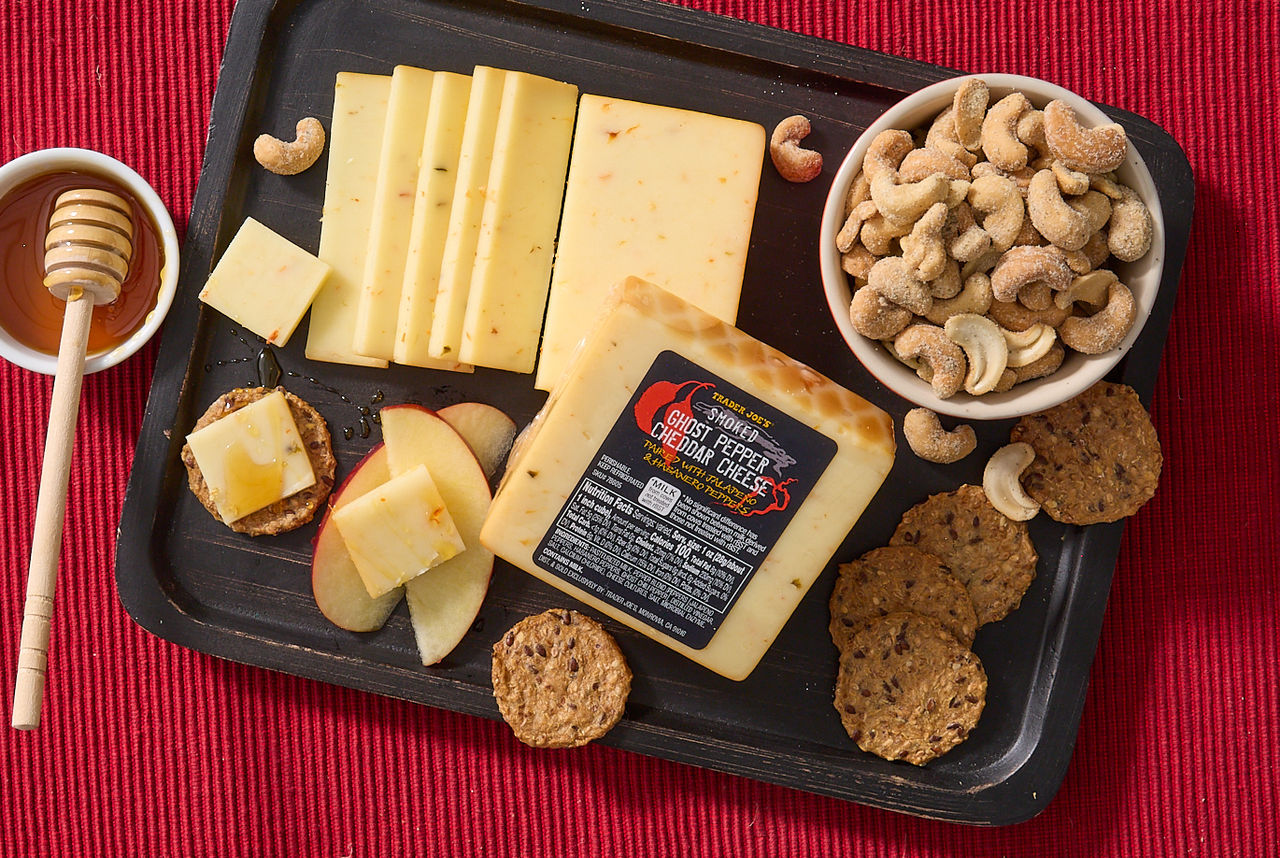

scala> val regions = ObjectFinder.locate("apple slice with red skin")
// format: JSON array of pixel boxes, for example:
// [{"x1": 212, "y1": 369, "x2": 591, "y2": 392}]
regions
[
  {"x1": 381, "y1": 404, "x2": 495, "y2": 666},
  {"x1": 438, "y1": 401, "x2": 517, "y2": 480},
  {"x1": 311, "y1": 444, "x2": 405, "y2": 632}
]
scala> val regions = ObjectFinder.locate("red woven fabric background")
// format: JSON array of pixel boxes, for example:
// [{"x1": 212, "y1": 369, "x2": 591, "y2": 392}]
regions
[{"x1": 2, "y1": 0, "x2": 1276, "y2": 854}]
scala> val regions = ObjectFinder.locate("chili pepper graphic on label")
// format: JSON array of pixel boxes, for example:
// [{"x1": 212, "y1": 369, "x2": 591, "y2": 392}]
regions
[
  {"x1": 728, "y1": 475, "x2": 796, "y2": 517},
  {"x1": 634, "y1": 379, "x2": 714, "y2": 464}
]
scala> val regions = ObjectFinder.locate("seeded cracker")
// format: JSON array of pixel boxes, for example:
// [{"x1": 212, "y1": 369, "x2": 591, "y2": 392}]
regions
[
  {"x1": 829, "y1": 545, "x2": 978, "y2": 650},
  {"x1": 1011, "y1": 380, "x2": 1162, "y2": 524},
  {"x1": 181, "y1": 386, "x2": 336, "y2": 536},
  {"x1": 890, "y1": 485, "x2": 1037, "y2": 626},
  {"x1": 492, "y1": 609, "x2": 632, "y2": 749},
  {"x1": 834, "y1": 612, "x2": 987, "y2": 765}
]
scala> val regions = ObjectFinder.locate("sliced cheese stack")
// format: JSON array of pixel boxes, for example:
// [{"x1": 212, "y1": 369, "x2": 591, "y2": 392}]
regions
[
  {"x1": 480, "y1": 278, "x2": 896, "y2": 680},
  {"x1": 534, "y1": 96, "x2": 765, "y2": 391}
]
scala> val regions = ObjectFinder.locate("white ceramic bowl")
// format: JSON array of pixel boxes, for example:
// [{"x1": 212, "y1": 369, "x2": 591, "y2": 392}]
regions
[
  {"x1": 820, "y1": 74, "x2": 1165, "y2": 420},
  {"x1": 0, "y1": 148, "x2": 179, "y2": 375}
]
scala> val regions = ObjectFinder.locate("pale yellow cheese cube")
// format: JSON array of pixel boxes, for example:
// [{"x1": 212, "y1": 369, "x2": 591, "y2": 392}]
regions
[
  {"x1": 534, "y1": 95, "x2": 765, "y2": 390},
  {"x1": 395, "y1": 70, "x2": 474, "y2": 367},
  {"x1": 481, "y1": 279, "x2": 895, "y2": 680},
  {"x1": 458, "y1": 71, "x2": 578, "y2": 373},
  {"x1": 184, "y1": 390, "x2": 317, "y2": 523},
  {"x1": 306, "y1": 72, "x2": 392, "y2": 368},
  {"x1": 197, "y1": 217, "x2": 330, "y2": 346},
  {"x1": 427, "y1": 66, "x2": 507, "y2": 361},
  {"x1": 352, "y1": 65, "x2": 435, "y2": 361},
  {"x1": 332, "y1": 463, "x2": 466, "y2": 598}
]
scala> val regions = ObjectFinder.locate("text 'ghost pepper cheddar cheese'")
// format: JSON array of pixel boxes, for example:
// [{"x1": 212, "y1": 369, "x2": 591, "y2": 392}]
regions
[{"x1": 480, "y1": 278, "x2": 895, "y2": 680}]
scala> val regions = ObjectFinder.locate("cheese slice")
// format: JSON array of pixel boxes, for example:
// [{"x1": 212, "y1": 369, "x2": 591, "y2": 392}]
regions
[
  {"x1": 427, "y1": 66, "x2": 507, "y2": 361},
  {"x1": 352, "y1": 64, "x2": 435, "y2": 362},
  {"x1": 457, "y1": 71, "x2": 578, "y2": 373},
  {"x1": 332, "y1": 463, "x2": 466, "y2": 598},
  {"x1": 198, "y1": 217, "x2": 330, "y2": 347},
  {"x1": 480, "y1": 278, "x2": 895, "y2": 680},
  {"x1": 184, "y1": 390, "x2": 317, "y2": 523},
  {"x1": 394, "y1": 70, "x2": 473, "y2": 367},
  {"x1": 534, "y1": 95, "x2": 765, "y2": 391},
  {"x1": 306, "y1": 72, "x2": 392, "y2": 367}
]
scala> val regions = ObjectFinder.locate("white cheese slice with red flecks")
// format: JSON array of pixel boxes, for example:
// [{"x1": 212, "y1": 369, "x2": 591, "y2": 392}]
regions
[
  {"x1": 533, "y1": 95, "x2": 765, "y2": 391},
  {"x1": 481, "y1": 278, "x2": 896, "y2": 680}
]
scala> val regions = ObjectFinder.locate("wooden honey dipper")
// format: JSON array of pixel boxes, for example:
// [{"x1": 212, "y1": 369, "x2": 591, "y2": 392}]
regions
[{"x1": 12, "y1": 189, "x2": 133, "y2": 730}]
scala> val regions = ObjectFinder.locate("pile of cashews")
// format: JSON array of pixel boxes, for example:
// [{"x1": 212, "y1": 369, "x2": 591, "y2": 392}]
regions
[{"x1": 838, "y1": 79, "x2": 1154, "y2": 402}]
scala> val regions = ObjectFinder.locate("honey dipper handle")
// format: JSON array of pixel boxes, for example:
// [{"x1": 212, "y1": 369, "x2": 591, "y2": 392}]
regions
[{"x1": 11, "y1": 296, "x2": 94, "y2": 730}]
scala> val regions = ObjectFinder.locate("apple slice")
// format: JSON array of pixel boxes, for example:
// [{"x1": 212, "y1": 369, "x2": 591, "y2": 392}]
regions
[
  {"x1": 311, "y1": 445, "x2": 405, "y2": 632},
  {"x1": 381, "y1": 404, "x2": 495, "y2": 665},
  {"x1": 439, "y1": 401, "x2": 518, "y2": 480}
]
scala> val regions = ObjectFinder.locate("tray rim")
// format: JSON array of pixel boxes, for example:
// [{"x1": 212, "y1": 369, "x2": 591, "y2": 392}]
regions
[{"x1": 114, "y1": 0, "x2": 1195, "y2": 826}]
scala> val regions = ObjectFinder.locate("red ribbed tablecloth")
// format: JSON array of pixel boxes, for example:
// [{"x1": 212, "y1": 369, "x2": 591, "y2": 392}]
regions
[{"x1": 2, "y1": 1, "x2": 1276, "y2": 854}]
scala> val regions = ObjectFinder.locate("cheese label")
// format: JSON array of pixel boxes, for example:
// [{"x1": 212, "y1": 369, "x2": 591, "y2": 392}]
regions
[{"x1": 532, "y1": 350, "x2": 836, "y2": 648}]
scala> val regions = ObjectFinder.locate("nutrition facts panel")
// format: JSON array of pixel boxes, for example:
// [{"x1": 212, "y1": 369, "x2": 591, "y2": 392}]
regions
[{"x1": 533, "y1": 351, "x2": 835, "y2": 648}]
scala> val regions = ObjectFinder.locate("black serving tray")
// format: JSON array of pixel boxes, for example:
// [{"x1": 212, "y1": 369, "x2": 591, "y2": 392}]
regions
[{"x1": 116, "y1": 0, "x2": 1193, "y2": 825}]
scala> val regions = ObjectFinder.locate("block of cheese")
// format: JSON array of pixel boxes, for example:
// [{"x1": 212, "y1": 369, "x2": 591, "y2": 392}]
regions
[
  {"x1": 352, "y1": 64, "x2": 435, "y2": 362},
  {"x1": 332, "y1": 463, "x2": 465, "y2": 598},
  {"x1": 427, "y1": 66, "x2": 507, "y2": 361},
  {"x1": 480, "y1": 278, "x2": 895, "y2": 680},
  {"x1": 306, "y1": 72, "x2": 391, "y2": 368},
  {"x1": 184, "y1": 390, "x2": 317, "y2": 523},
  {"x1": 198, "y1": 217, "x2": 330, "y2": 346},
  {"x1": 457, "y1": 71, "x2": 578, "y2": 373},
  {"x1": 533, "y1": 95, "x2": 765, "y2": 391},
  {"x1": 394, "y1": 70, "x2": 473, "y2": 367}
]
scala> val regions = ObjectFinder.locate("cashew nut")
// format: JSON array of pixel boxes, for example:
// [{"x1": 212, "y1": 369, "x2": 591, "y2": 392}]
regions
[
  {"x1": 870, "y1": 172, "x2": 952, "y2": 226},
  {"x1": 894, "y1": 324, "x2": 967, "y2": 398},
  {"x1": 944, "y1": 312, "x2": 1009, "y2": 395},
  {"x1": 254, "y1": 117, "x2": 326, "y2": 175},
  {"x1": 844, "y1": 170, "x2": 872, "y2": 215},
  {"x1": 982, "y1": 442, "x2": 1041, "y2": 521},
  {"x1": 929, "y1": 257, "x2": 963, "y2": 300},
  {"x1": 1058, "y1": 279, "x2": 1137, "y2": 354},
  {"x1": 863, "y1": 129, "x2": 914, "y2": 181},
  {"x1": 1054, "y1": 269, "x2": 1116, "y2": 310},
  {"x1": 925, "y1": 106, "x2": 980, "y2": 168},
  {"x1": 1016, "y1": 109, "x2": 1048, "y2": 158},
  {"x1": 860, "y1": 212, "x2": 913, "y2": 256},
  {"x1": 1051, "y1": 160, "x2": 1091, "y2": 196},
  {"x1": 961, "y1": 247, "x2": 1003, "y2": 279},
  {"x1": 1002, "y1": 322, "x2": 1058, "y2": 367},
  {"x1": 841, "y1": 241, "x2": 877, "y2": 280},
  {"x1": 898, "y1": 147, "x2": 971, "y2": 182},
  {"x1": 1107, "y1": 186, "x2": 1154, "y2": 262},
  {"x1": 925, "y1": 271, "x2": 993, "y2": 325},
  {"x1": 952, "y1": 78, "x2": 990, "y2": 151},
  {"x1": 837, "y1": 199, "x2": 879, "y2": 253},
  {"x1": 1043, "y1": 99, "x2": 1128, "y2": 173},
  {"x1": 1012, "y1": 341, "x2": 1065, "y2": 383},
  {"x1": 1026, "y1": 170, "x2": 1111, "y2": 251},
  {"x1": 1088, "y1": 172, "x2": 1126, "y2": 200},
  {"x1": 990, "y1": 244, "x2": 1073, "y2": 303},
  {"x1": 1082, "y1": 229, "x2": 1112, "y2": 270},
  {"x1": 947, "y1": 202, "x2": 992, "y2": 262},
  {"x1": 903, "y1": 408, "x2": 977, "y2": 464},
  {"x1": 867, "y1": 256, "x2": 933, "y2": 315},
  {"x1": 987, "y1": 296, "x2": 1069, "y2": 331},
  {"x1": 968, "y1": 174, "x2": 1025, "y2": 252},
  {"x1": 980, "y1": 92, "x2": 1032, "y2": 171},
  {"x1": 900, "y1": 202, "x2": 950, "y2": 281},
  {"x1": 849, "y1": 285, "x2": 913, "y2": 340},
  {"x1": 770, "y1": 115, "x2": 823, "y2": 183},
  {"x1": 972, "y1": 161, "x2": 1036, "y2": 196}
]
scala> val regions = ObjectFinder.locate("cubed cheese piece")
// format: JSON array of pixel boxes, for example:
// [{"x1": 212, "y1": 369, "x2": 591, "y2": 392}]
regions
[
  {"x1": 534, "y1": 96, "x2": 764, "y2": 391},
  {"x1": 481, "y1": 278, "x2": 895, "y2": 680},
  {"x1": 306, "y1": 72, "x2": 392, "y2": 368},
  {"x1": 184, "y1": 390, "x2": 317, "y2": 523},
  {"x1": 427, "y1": 66, "x2": 507, "y2": 361},
  {"x1": 332, "y1": 463, "x2": 466, "y2": 598},
  {"x1": 352, "y1": 64, "x2": 435, "y2": 362},
  {"x1": 198, "y1": 217, "x2": 330, "y2": 346},
  {"x1": 457, "y1": 71, "x2": 578, "y2": 373},
  {"x1": 395, "y1": 71, "x2": 473, "y2": 367}
]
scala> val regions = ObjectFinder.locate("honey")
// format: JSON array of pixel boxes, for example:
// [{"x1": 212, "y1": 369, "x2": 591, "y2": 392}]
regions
[{"x1": 0, "y1": 170, "x2": 164, "y2": 356}]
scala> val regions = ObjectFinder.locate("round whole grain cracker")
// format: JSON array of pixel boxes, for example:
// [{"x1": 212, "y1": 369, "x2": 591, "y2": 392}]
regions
[
  {"x1": 829, "y1": 545, "x2": 978, "y2": 650},
  {"x1": 491, "y1": 609, "x2": 631, "y2": 749},
  {"x1": 833, "y1": 611, "x2": 987, "y2": 765},
  {"x1": 1010, "y1": 380, "x2": 1162, "y2": 525},
  {"x1": 890, "y1": 484, "x2": 1037, "y2": 626},
  {"x1": 180, "y1": 386, "x2": 336, "y2": 536}
]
